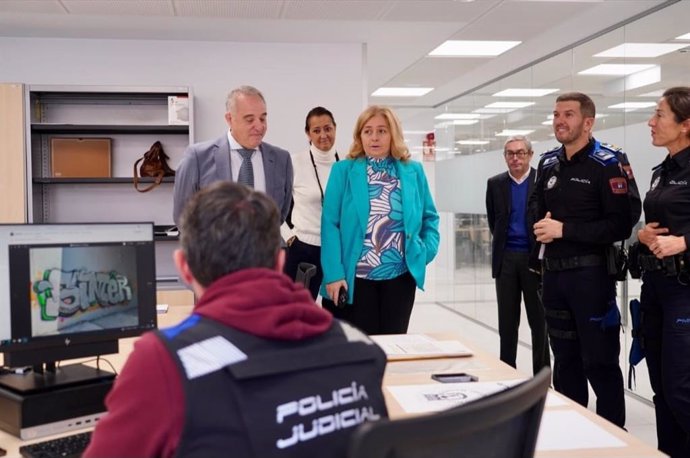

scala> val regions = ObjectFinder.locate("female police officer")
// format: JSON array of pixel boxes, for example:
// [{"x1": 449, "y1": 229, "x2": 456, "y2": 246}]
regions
[{"x1": 638, "y1": 86, "x2": 690, "y2": 458}]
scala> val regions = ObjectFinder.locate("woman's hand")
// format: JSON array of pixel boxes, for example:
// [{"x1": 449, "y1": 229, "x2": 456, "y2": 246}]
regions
[
  {"x1": 648, "y1": 235, "x2": 687, "y2": 259},
  {"x1": 326, "y1": 280, "x2": 347, "y2": 303},
  {"x1": 638, "y1": 222, "x2": 669, "y2": 248}
]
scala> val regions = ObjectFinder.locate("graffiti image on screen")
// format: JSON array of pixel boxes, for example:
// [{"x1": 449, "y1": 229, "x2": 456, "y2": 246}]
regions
[{"x1": 29, "y1": 245, "x2": 140, "y2": 337}]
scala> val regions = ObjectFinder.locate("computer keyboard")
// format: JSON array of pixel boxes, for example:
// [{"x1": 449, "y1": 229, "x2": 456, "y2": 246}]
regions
[{"x1": 19, "y1": 430, "x2": 92, "y2": 458}]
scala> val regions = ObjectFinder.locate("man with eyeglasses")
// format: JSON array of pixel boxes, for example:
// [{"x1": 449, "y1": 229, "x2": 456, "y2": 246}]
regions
[
  {"x1": 529, "y1": 92, "x2": 639, "y2": 428},
  {"x1": 486, "y1": 135, "x2": 550, "y2": 376}
]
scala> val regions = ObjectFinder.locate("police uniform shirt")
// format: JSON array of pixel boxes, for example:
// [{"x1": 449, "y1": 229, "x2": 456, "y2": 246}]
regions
[
  {"x1": 644, "y1": 145, "x2": 690, "y2": 252},
  {"x1": 532, "y1": 138, "x2": 633, "y2": 259}
]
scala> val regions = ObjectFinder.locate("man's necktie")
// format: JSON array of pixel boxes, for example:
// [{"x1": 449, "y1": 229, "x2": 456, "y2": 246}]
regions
[{"x1": 237, "y1": 148, "x2": 255, "y2": 188}]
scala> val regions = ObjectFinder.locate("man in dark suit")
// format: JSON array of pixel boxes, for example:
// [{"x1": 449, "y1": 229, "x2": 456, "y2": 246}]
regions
[
  {"x1": 486, "y1": 135, "x2": 549, "y2": 375},
  {"x1": 173, "y1": 85, "x2": 293, "y2": 225}
]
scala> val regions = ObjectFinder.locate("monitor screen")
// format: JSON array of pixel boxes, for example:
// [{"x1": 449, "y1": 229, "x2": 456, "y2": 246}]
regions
[{"x1": 0, "y1": 223, "x2": 157, "y2": 368}]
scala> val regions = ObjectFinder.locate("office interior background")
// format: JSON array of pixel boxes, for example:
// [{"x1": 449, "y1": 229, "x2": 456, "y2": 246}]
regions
[{"x1": 1, "y1": 0, "x2": 689, "y2": 410}]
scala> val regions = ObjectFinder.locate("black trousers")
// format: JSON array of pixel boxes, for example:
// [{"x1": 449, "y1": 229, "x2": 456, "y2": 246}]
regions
[
  {"x1": 495, "y1": 251, "x2": 550, "y2": 375},
  {"x1": 542, "y1": 265, "x2": 625, "y2": 428},
  {"x1": 283, "y1": 238, "x2": 322, "y2": 300},
  {"x1": 323, "y1": 272, "x2": 416, "y2": 335},
  {"x1": 641, "y1": 271, "x2": 690, "y2": 458}
]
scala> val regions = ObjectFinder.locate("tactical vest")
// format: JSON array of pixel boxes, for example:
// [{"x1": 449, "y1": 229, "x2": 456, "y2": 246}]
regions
[{"x1": 155, "y1": 315, "x2": 388, "y2": 458}]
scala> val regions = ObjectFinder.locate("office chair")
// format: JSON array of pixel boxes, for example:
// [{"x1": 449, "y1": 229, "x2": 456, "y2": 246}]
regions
[
  {"x1": 347, "y1": 367, "x2": 551, "y2": 458},
  {"x1": 295, "y1": 262, "x2": 317, "y2": 290}
]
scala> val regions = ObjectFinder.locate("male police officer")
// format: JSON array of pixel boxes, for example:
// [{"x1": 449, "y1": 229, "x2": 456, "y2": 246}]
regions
[
  {"x1": 85, "y1": 182, "x2": 388, "y2": 458},
  {"x1": 529, "y1": 92, "x2": 635, "y2": 428}
]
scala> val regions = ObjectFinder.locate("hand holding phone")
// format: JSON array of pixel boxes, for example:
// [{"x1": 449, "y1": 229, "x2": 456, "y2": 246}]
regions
[
  {"x1": 336, "y1": 285, "x2": 348, "y2": 308},
  {"x1": 431, "y1": 372, "x2": 478, "y2": 383}
]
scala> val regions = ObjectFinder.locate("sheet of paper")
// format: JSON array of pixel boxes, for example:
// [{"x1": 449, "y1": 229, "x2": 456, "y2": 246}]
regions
[
  {"x1": 386, "y1": 379, "x2": 524, "y2": 414},
  {"x1": 536, "y1": 410, "x2": 626, "y2": 451},
  {"x1": 545, "y1": 391, "x2": 568, "y2": 407},
  {"x1": 371, "y1": 334, "x2": 473, "y2": 360}
]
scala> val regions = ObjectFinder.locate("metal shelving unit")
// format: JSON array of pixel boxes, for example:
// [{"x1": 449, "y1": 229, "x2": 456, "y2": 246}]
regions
[{"x1": 25, "y1": 85, "x2": 194, "y2": 284}]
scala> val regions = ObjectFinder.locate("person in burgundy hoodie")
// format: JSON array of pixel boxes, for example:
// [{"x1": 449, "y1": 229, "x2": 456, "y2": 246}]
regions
[{"x1": 84, "y1": 182, "x2": 388, "y2": 458}]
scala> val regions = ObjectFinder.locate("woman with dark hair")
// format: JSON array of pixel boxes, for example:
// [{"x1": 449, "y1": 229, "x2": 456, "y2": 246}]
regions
[
  {"x1": 638, "y1": 86, "x2": 690, "y2": 457},
  {"x1": 321, "y1": 105, "x2": 440, "y2": 334},
  {"x1": 283, "y1": 107, "x2": 339, "y2": 299}
]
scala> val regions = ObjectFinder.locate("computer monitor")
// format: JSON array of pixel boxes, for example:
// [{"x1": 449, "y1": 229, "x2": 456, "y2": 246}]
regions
[{"x1": 0, "y1": 222, "x2": 157, "y2": 391}]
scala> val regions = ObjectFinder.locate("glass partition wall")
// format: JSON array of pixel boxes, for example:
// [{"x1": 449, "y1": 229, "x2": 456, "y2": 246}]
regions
[{"x1": 430, "y1": 0, "x2": 690, "y2": 403}]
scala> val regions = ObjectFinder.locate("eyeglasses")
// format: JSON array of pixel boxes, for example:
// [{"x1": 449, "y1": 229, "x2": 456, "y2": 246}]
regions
[{"x1": 505, "y1": 150, "x2": 529, "y2": 158}]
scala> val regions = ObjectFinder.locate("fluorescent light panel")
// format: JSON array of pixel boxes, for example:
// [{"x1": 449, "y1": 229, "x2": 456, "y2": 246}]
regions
[
  {"x1": 485, "y1": 101, "x2": 535, "y2": 109},
  {"x1": 456, "y1": 140, "x2": 490, "y2": 145},
  {"x1": 578, "y1": 64, "x2": 656, "y2": 76},
  {"x1": 676, "y1": 33, "x2": 690, "y2": 40},
  {"x1": 608, "y1": 102, "x2": 657, "y2": 110},
  {"x1": 371, "y1": 87, "x2": 433, "y2": 97},
  {"x1": 595, "y1": 43, "x2": 688, "y2": 58},
  {"x1": 492, "y1": 88, "x2": 558, "y2": 97},
  {"x1": 434, "y1": 113, "x2": 481, "y2": 120},
  {"x1": 429, "y1": 40, "x2": 521, "y2": 57},
  {"x1": 452, "y1": 120, "x2": 479, "y2": 125},
  {"x1": 473, "y1": 107, "x2": 519, "y2": 114},
  {"x1": 496, "y1": 129, "x2": 534, "y2": 136},
  {"x1": 638, "y1": 90, "x2": 664, "y2": 97}
]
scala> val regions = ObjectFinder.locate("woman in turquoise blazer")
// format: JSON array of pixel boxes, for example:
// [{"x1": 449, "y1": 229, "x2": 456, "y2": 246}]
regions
[{"x1": 320, "y1": 105, "x2": 440, "y2": 334}]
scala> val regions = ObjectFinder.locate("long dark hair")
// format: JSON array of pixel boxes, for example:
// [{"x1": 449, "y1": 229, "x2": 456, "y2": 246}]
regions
[{"x1": 305, "y1": 106, "x2": 336, "y2": 133}]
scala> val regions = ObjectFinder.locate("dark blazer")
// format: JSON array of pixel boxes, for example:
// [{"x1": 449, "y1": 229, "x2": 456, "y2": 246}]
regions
[
  {"x1": 173, "y1": 134, "x2": 293, "y2": 225},
  {"x1": 485, "y1": 168, "x2": 537, "y2": 278}
]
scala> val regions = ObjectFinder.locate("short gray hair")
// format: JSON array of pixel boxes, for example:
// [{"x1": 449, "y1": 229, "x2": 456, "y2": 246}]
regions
[
  {"x1": 225, "y1": 85, "x2": 266, "y2": 113},
  {"x1": 503, "y1": 135, "x2": 533, "y2": 153}
]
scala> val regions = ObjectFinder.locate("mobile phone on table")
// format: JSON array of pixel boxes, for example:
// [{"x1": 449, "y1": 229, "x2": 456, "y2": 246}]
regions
[{"x1": 431, "y1": 372, "x2": 478, "y2": 383}]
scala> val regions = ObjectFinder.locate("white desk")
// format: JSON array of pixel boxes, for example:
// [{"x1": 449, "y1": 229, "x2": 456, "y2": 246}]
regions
[
  {"x1": 0, "y1": 307, "x2": 666, "y2": 458},
  {"x1": 383, "y1": 334, "x2": 665, "y2": 458}
]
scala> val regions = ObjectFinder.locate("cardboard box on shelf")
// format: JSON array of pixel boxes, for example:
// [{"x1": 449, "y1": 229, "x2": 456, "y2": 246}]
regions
[{"x1": 50, "y1": 138, "x2": 112, "y2": 178}]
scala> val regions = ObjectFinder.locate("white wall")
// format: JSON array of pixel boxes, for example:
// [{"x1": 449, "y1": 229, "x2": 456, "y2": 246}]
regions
[{"x1": 0, "y1": 37, "x2": 365, "y2": 158}]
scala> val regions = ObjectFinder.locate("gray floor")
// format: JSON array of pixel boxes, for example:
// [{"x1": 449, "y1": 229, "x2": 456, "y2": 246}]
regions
[{"x1": 407, "y1": 300, "x2": 659, "y2": 451}]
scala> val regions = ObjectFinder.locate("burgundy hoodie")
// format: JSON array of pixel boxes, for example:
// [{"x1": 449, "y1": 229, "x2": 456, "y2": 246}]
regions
[{"x1": 84, "y1": 268, "x2": 333, "y2": 458}]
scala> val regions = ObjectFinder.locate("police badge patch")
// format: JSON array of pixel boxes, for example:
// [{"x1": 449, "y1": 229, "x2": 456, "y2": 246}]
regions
[
  {"x1": 609, "y1": 177, "x2": 628, "y2": 194},
  {"x1": 650, "y1": 176, "x2": 660, "y2": 191},
  {"x1": 546, "y1": 176, "x2": 557, "y2": 189}
]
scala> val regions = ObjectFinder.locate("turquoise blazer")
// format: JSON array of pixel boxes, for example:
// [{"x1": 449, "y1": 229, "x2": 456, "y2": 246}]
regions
[{"x1": 320, "y1": 157, "x2": 440, "y2": 302}]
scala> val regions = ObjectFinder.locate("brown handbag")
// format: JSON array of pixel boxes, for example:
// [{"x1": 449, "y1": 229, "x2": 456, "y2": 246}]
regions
[{"x1": 133, "y1": 141, "x2": 175, "y2": 192}]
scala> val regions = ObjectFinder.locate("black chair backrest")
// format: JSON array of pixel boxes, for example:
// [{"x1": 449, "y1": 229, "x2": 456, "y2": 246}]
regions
[
  {"x1": 347, "y1": 367, "x2": 551, "y2": 458},
  {"x1": 295, "y1": 262, "x2": 317, "y2": 289}
]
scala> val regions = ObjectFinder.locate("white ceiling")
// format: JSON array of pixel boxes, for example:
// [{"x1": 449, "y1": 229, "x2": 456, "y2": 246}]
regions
[{"x1": 0, "y1": 0, "x2": 682, "y2": 146}]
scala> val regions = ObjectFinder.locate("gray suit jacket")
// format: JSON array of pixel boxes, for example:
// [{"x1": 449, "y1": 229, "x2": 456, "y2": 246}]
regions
[{"x1": 173, "y1": 134, "x2": 293, "y2": 225}]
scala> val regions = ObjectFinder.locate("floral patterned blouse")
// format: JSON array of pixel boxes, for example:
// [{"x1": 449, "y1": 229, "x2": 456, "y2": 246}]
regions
[{"x1": 355, "y1": 156, "x2": 407, "y2": 280}]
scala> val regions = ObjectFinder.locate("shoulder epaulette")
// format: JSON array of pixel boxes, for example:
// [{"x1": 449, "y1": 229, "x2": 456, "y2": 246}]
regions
[
  {"x1": 540, "y1": 146, "x2": 561, "y2": 169},
  {"x1": 590, "y1": 147, "x2": 620, "y2": 166},
  {"x1": 599, "y1": 142, "x2": 622, "y2": 153}
]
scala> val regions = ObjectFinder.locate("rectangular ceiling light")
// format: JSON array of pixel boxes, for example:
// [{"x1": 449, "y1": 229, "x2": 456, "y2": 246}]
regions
[
  {"x1": 371, "y1": 87, "x2": 433, "y2": 97},
  {"x1": 496, "y1": 129, "x2": 535, "y2": 136},
  {"x1": 452, "y1": 120, "x2": 479, "y2": 125},
  {"x1": 638, "y1": 90, "x2": 664, "y2": 97},
  {"x1": 608, "y1": 102, "x2": 657, "y2": 110},
  {"x1": 473, "y1": 107, "x2": 519, "y2": 114},
  {"x1": 595, "y1": 43, "x2": 688, "y2": 58},
  {"x1": 578, "y1": 64, "x2": 656, "y2": 76},
  {"x1": 485, "y1": 101, "x2": 535, "y2": 109},
  {"x1": 492, "y1": 88, "x2": 558, "y2": 97},
  {"x1": 429, "y1": 40, "x2": 521, "y2": 57},
  {"x1": 456, "y1": 140, "x2": 490, "y2": 145},
  {"x1": 676, "y1": 33, "x2": 690, "y2": 40},
  {"x1": 434, "y1": 113, "x2": 481, "y2": 120}
]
